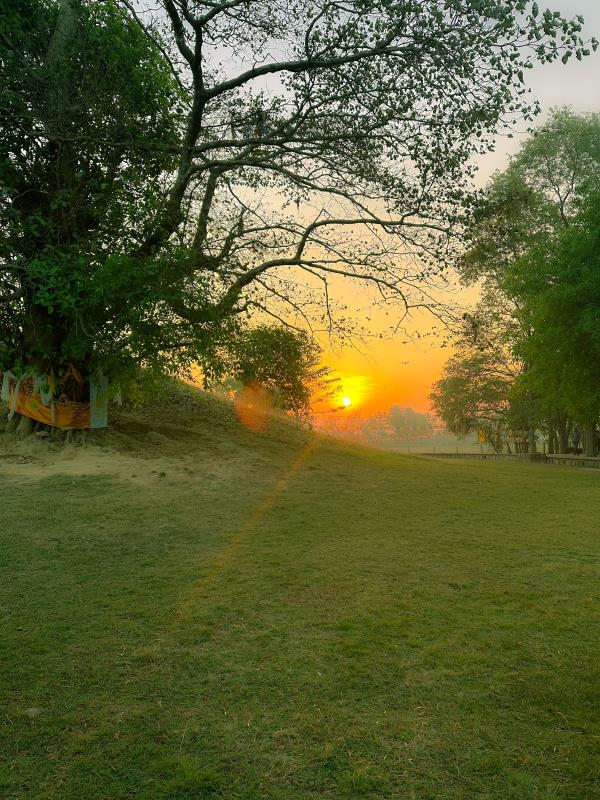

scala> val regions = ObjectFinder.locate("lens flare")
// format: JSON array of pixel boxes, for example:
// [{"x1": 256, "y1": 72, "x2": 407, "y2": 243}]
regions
[{"x1": 234, "y1": 383, "x2": 270, "y2": 432}]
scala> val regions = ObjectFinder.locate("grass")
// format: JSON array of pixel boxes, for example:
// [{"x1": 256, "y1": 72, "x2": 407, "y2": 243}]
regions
[
  {"x1": 384, "y1": 432, "x2": 483, "y2": 454},
  {"x1": 1, "y1": 390, "x2": 599, "y2": 799}
]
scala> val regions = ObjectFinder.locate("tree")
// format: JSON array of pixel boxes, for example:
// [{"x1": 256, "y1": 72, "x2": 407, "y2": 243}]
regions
[
  {"x1": 455, "y1": 109, "x2": 600, "y2": 452},
  {"x1": 505, "y1": 189, "x2": 600, "y2": 456},
  {"x1": 462, "y1": 108, "x2": 600, "y2": 287},
  {"x1": 1, "y1": 0, "x2": 226, "y2": 385},
  {"x1": 226, "y1": 325, "x2": 337, "y2": 418},
  {"x1": 1, "y1": 1, "x2": 595, "y2": 420},
  {"x1": 430, "y1": 295, "x2": 522, "y2": 452},
  {"x1": 361, "y1": 412, "x2": 396, "y2": 445},
  {"x1": 388, "y1": 406, "x2": 432, "y2": 440}
]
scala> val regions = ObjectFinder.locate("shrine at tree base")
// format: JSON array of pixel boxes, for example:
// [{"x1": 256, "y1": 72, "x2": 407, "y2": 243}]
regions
[{"x1": 1, "y1": 374, "x2": 109, "y2": 430}]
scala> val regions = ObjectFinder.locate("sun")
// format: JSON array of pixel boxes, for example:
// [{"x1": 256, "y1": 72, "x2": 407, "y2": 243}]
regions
[{"x1": 342, "y1": 396, "x2": 352, "y2": 407}]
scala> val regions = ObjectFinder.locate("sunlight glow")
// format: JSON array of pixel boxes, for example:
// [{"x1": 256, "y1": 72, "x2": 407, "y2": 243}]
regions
[{"x1": 322, "y1": 375, "x2": 373, "y2": 414}]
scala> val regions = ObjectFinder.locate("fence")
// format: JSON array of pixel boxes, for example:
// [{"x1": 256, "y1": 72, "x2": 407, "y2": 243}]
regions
[{"x1": 420, "y1": 452, "x2": 600, "y2": 469}]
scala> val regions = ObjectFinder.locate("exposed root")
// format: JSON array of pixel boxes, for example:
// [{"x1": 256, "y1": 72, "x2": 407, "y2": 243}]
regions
[
  {"x1": 4, "y1": 413, "x2": 20, "y2": 434},
  {"x1": 49, "y1": 426, "x2": 65, "y2": 443},
  {"x1": 16, "y1": 414, "x2": 34, "y2": 439},
  {"x1": 0, "y1": 412, "x2": 103, "y2": 445}
]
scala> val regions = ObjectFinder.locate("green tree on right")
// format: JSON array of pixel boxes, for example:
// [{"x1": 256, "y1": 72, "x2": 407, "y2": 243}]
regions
[
  {"x1": 506, "y1": 189, "x2": 600, "y2": 455},
  {"x1": 432, "y1": 109, "x2": 600, "y2": 456}
]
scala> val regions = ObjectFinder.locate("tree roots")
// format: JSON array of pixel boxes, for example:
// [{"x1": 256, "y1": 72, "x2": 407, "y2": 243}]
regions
[{"x1": 1, "y1": 412, "x2": 98, "y2": 444}]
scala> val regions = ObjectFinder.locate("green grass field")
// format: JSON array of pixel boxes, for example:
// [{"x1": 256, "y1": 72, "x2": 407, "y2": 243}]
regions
[{"x1": 1, "y1": 391, "x2": 599, "y2": 799}]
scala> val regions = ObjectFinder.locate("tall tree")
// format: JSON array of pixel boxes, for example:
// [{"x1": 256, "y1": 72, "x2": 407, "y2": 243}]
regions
[
  {"x1": 461, "y1": 108, "x2": 600, "y2": 288},
  {"x1": 455, "y1": 109, "x2": 600, "y2": 452},
  {"x1": 505, "y1": 189, "x2": 600, "y2": 456},
  {"x1": 0, "y1": 0, "x2": 190, "y2": 380},
  {"x1": 1, "y1": 1, "x2": 595, "y2": 412},
  {"x1": 388, "y1": 406, "x2": 432, "y2": 440}
]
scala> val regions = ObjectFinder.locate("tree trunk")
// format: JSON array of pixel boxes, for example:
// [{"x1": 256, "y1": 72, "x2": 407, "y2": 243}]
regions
[
  {"x1": 16, "y1": 414, "x2": 34, "y2": 439},
  {"x1": 5, "y1": 413, "x2": 21, "y2": 434},
  {"x1": 557, "y1": 416, "x2": 569, "y2": 453},
  {"x1": 528, "y1": 427, "x2": 536, "y2": 454},
  {"x1": 4, "y1": 412, "x2": 35, "y2": 437},
  {"x1": 584, "y1": 418, "x2": 597, "y2": 457}
]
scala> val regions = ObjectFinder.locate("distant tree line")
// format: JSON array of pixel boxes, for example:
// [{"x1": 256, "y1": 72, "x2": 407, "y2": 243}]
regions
[
  {"x1": 431, "y1": 110, "x2": 600, "y2": 456},
  {"x1": 324, "y1": 405, "x2": 433, "y2": 446}
]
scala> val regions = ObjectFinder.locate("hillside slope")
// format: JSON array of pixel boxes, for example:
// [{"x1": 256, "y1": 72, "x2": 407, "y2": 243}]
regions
[{"x1": 1, "y1": 388, "x2": 599, "y2": 799}]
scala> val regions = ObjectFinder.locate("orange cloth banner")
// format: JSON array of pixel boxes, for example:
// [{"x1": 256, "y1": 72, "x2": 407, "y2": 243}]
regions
[{"x1": 8, "y1": 379, "x2": 91, "y2": 429}]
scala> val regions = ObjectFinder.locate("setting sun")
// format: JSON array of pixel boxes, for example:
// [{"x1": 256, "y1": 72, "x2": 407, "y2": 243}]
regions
[{"x1": 325, "y1": 375, "x2": 372, "y2": 414}]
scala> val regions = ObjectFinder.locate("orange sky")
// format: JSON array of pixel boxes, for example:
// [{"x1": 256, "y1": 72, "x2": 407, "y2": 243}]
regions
[
  {"x1": 323, "y1": 336, "x2": 452, "y2": 415},
  {"x1": 315, "y1": 287, "x2": 468, "y2": 416}
]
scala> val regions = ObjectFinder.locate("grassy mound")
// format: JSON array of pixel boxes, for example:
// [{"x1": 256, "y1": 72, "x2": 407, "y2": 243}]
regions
[
  {"x1": 1, "y1": 389, "x2": 599, "y2": 799},
  {"x1": 0, "y1": 379, "x2": 310, "y2": 461}
]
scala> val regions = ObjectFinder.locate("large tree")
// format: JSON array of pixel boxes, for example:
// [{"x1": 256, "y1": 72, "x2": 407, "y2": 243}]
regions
[
  {"x1": 504, "y1": 189, "x2": 600, "y2": 456},
  {"x1": 1, "y1": 1, "x2": 595, "y2": 411},
  {"x1": 461, "y1": 108, "x2": 600, "y2": 288},
  {"x1": 389, "y1": 406, "x2": 432, "y2": 440},
  {"x1": 0, "y1": 0, "x2": 190, "y2": 380},
  {"x1": 454, "y1": 109, "x2": 600, "y2": 452}
]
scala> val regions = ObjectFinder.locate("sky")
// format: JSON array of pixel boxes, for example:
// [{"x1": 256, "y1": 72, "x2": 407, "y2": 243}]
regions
[{"x1": 322, "y1": 0, "x2": 600, "y2": 417}]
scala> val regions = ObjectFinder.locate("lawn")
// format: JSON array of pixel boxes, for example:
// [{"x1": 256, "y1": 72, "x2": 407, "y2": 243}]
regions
[{"x1": 1, "y1": 397, "x2": 599, "y2": 799}]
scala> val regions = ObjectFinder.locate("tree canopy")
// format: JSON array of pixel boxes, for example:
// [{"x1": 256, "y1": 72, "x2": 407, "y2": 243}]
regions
[
  {"x1": 430, "y1": 297, "x2": 522, "y2": 451},
  {"x1": 1, "y1": 1, "x2": 596, "y2": 402},
  {"x1": 434, "y1": 109, "x2": 600, "y2": 455},
  {"x1": 506, "y1": 190, "x2": 600, "y2": 428},
  {"x1": 225, "y1": 324, "x2": 338, "y2": 418},
  {"x1": 389, "y1": 406, "x2": 432, "y2": 440},
  {"x1": 461, "y1": 108, "x2": 600, "y2": 287}
]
